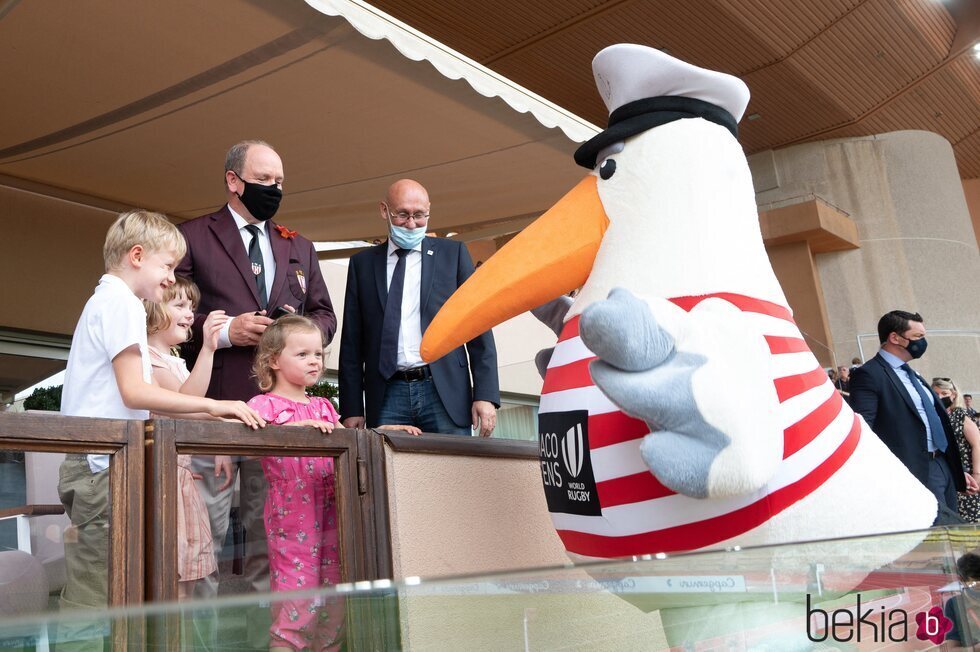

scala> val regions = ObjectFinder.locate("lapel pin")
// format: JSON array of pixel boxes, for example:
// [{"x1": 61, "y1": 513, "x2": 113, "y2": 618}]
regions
[{"x1": 427, "y1": 250, "x2": 434, "y2": 256}]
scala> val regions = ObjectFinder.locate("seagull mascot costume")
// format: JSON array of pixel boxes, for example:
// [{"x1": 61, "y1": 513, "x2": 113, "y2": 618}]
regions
[{"x1": 422, "y1": 45, "x2": 937, "y2": 562}]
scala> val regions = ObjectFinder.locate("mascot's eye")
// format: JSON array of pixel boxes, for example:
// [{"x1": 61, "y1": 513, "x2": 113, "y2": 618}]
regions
[{"x1": 599, "y1": 158, "x2": 617, "y2": 180}]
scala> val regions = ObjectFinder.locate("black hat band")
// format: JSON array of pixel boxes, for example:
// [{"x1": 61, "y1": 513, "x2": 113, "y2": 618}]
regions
[{"x1": 574, "y1": 96, "x2": 739, "y2": 169}]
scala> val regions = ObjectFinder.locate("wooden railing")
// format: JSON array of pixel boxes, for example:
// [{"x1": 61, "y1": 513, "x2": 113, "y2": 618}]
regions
[
  {"x1": 0, "y1": 411, "x2": 540, "y2": 650},
  {"x1": 0, "y1": 411, "x2": 145, "y2": 648}
]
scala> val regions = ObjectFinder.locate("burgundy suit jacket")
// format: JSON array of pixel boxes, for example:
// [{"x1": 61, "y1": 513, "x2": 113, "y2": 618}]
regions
[{"x1": 175, "y1": 205, "x2": 337, "y2": 401}]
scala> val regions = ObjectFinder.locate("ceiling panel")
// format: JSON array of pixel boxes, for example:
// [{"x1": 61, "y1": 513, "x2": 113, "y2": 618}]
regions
[{"x1": 371, "y1": 0, "x2": 980, "y2": 178}]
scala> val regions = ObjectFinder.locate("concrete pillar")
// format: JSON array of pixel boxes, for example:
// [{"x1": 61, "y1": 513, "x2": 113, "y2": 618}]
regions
[{"x1": 750, "y1": 131, "x2": 980, "y2": 393}]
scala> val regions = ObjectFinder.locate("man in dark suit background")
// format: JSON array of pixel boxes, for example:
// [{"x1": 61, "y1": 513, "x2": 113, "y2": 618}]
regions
[
  {"x1": 850, "y1": 310, "x2": 977, "y2": 517},
  {"x1": 175, "y1": 140, "x2": 336, "y2": 629},
  {"x1": 339, "y1": 179, "x2": 499, "y2": 436}
]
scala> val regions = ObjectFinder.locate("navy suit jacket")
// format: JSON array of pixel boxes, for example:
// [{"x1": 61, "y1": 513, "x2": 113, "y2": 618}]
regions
[
  {"x1": 850, "y1": 353, "x2": 965, "y2": 491},
  {"x1": 338, "y1": 237, "x2": 499, "y2": 428},
  {"x1": 176, "y1": 206, "x2": 337, "y2": 401}
]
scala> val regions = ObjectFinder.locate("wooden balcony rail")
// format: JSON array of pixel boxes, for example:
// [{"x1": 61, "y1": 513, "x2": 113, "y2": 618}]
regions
[
  {"x1": 0, "y1": 411, "x2": 145, "y2": 649},
  {"x1": 0, "y1": 411, "x2": 544, "y2": 650}
]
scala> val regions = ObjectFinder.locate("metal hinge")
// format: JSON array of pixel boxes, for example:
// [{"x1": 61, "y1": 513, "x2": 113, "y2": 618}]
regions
[{"x1": 357, "y1": 457, "x2": 368, "y2": 495}]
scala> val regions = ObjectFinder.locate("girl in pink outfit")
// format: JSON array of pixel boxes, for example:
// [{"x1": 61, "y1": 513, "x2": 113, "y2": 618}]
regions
[
  {"x1": 143, "y1": 276, "x2": 226, "y2": 599},
  {"x1": 247, "y1": 315, "x2": 345, "y2": 652}
]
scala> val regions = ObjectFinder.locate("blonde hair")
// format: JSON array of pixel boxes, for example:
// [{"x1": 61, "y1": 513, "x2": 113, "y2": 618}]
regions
[
  {"x1": 144, "y1": 276, "x2": 201, "y2": 338},
  {"x1": 932, "y1": 377, "x2": 963, "y2": 409},
  {"x1": 252, "y1": 315, "x2": 324, "y2": 392},
  {"x1": 104, "y1": 210, "x2": 186, "y2": 272}
]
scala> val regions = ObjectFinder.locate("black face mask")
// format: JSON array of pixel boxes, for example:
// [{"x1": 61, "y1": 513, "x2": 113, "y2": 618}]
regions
[
  {"x1": 901, "y1": 335, "x2": 927, "y2": 359},
  {"x1": 941, "y1": 396, "x2": 953, "y2": 409},
  {"x1": 235, "y1": 173, "x2": 282, "y2": 222}
]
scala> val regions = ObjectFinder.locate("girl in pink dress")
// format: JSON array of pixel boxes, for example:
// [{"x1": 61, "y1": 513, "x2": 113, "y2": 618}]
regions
[
  {"x1": 246, "y1": 315, "x2": 346, "y2": 652},
  {"x1": 144, "y1": 276, "x2": 227, "y2": 598}
]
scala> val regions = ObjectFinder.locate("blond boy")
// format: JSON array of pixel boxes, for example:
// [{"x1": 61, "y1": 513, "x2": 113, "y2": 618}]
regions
[{"x1": 57, "y1": 210, "x2": 264, "y2": 642}]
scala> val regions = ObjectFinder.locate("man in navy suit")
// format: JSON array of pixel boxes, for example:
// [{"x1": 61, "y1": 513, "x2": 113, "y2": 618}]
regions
[
  {"x1": 850, "y1": 310, "x2": 978, "y2": 515},
  {"x1": 339, "y1": 179, "x2": 499, "y2": 436}
]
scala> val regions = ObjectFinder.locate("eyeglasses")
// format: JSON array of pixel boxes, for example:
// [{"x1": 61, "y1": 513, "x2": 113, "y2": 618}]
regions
[
  {"x1": 384, "y1": 204, "x2": 429, "y2": 225},
  {"x1": 933, "y1": 377, "x2": 951, "y2": 383}
]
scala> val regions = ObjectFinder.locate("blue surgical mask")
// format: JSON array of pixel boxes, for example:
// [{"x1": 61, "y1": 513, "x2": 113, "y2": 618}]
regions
[
  {"x1": 904, "y1": 337, "x2": 928, "y2": 359},
  {"x1": 389, "y1": 223, "x2": 427, "y2": 249}
]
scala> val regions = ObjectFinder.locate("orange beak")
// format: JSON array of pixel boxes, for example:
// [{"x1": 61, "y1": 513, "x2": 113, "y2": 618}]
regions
[{"x1": 421, "y1": 175, "x2": 608, "y2": 362}]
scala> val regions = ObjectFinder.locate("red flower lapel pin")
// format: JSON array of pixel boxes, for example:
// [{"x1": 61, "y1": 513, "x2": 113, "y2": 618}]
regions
[{"x1": 275, "y1": 224, "x2": 297, "y2": 239}]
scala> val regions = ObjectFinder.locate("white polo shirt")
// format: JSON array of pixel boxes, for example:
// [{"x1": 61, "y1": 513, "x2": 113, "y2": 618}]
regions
[{"x1": 62, "y1": 274, "x2": 151, "y2": 473}]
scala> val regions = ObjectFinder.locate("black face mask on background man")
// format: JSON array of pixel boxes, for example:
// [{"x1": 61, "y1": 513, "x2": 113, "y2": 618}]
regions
[
  {"x1": 235, "y1": 172, "x2": 282, "y2": 221},
  {"x1": 903, "y1": 336, "x2": 928, "y2": 360}
]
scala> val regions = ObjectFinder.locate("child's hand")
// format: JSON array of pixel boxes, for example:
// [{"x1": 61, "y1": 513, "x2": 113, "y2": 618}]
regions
[
  {"x1": 209, "y1": 400, "x2": 265, "y2": 429},
  {"x1": 376, "y1": 424, "x2": 422, "y2": 436},
  {"x1": 215, "y1": 455, "x2": 234, "y2": 490},
  {"x1": 287, "y1": 419, "x2": 335, "y2": 435},
  {"x1": 201, "y1": 311, "x2": 230, "y2": 352}
]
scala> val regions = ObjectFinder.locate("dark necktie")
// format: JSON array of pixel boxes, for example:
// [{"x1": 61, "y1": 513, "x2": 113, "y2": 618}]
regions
[
  {"x1": 244, "y1": 225, "x2": 267, "y2": 309},
  {"x1": 901, "y1": 363, "x2": 947, "y2": 452},
  {"x1": 379, "y1": 248, "x2": 410, "y2": 380}
]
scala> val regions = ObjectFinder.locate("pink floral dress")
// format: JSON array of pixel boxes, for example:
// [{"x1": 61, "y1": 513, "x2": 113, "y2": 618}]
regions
[{"x1": 246, "y1": 393, "x2": 344, "y2": 651}]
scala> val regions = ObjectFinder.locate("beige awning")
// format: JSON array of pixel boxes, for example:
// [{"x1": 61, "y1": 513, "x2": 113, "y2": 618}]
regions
[
  {"x1": 0, "y1": 0, "x2": 597, "y2": 396},
  {"x1": 0, "y1": 0, "x2": 597, "y2": 242}
]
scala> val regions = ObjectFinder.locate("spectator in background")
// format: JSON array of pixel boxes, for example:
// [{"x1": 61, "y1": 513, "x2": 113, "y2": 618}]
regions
[
  {"x1": 944, "y1": 552, "x2": 980, "y2": 648},
  {"x1": 849, "y1": 310, "x2": 977, "y2": 520},
  {"x1": 850, "y1": 356, "x2": 862, "y2": 373},
  {"x1": 965, "y1": 394, "x2": 977, "y2": 420},
  {"x1": 933, "y1": 378, "x2": 980, "y2": 523},
  {"x1": 835, "y1": 365, "x2": 851, "y2": 395}
]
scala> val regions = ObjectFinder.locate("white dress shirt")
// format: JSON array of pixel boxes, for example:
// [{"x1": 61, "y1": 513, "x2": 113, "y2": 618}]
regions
[
  {"x1": 386, "y1": 239, "x2": 424, "y2": 370},
  {"x1": 217, "y1": 206, "x2": 277, "y2": 349}
]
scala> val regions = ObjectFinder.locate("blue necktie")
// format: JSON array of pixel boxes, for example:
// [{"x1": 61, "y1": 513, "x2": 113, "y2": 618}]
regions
[
  {"x1": 901, "y1": 363, "x2": 947, "y2": 452},
  {"x1": 379, "y1": 249, "x2": 410, "y2": 380}
]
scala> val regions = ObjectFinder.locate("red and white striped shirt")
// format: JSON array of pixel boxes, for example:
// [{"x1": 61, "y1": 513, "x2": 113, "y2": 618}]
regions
[{"x1": 538, "y1": 292, "x2": 861, "y2": 558}]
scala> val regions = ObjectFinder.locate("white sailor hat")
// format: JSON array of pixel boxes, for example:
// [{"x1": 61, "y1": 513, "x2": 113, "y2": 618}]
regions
[{"x1": 574, "y1": 44, "x2": 751, "y2": 169}]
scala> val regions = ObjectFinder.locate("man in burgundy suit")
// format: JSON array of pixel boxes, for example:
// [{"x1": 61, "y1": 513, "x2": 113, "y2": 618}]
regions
[{"x1": 176, "y1": 140, "x2": 336, "y2": 640}]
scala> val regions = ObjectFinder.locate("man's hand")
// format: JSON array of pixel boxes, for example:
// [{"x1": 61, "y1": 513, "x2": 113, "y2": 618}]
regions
[
  {"x1": 229, "y1": 311, "x2": 274, "y2": 347},
  {"x1": 215, "y1": 455, "x2": 234, "y2": 491},
  {"x1": 342, "y1": 416, "x2": 365, "y2": 429},
  {"x1": 966, "y1": 472, "x2": 979, "y2": 495},
  {"x1": 472, "y1": 400, "x2": 496, "y2": 437},
  {"x1": 376, "y1": 424, "x2": 422, "y2": 436}
]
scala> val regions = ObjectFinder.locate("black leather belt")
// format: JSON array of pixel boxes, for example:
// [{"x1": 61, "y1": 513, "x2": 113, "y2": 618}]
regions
[{"x1": 391, "y1": 365, "x2": 431, "y2": 382}]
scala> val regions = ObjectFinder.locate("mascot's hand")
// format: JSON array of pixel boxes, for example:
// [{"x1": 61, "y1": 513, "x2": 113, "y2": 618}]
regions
[{"x1": 579, "y1": 288, "x2": 782, "y2": 499}]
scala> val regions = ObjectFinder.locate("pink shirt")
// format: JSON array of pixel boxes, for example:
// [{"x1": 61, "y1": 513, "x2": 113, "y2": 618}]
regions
[{"x1": 247, "y1": 393, "x2": 340, "y2": 426}]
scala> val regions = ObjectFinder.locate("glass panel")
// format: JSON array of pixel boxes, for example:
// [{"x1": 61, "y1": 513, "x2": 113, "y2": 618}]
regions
[
  {"x1": 4, "y1": 523, "x2": 980, "y2": 650},
  {"x1": 495, "y1": 403, "x2": 538, "y2": 441},
  {"x1": 179, "y1": 451, "x2": 345, "y2": 650},
  {"x1": 0, "y1": 449, "x2": 113, "y2": 650}
]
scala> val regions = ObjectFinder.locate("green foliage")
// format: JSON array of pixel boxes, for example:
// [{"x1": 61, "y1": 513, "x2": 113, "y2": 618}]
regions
[
  {"x1": 307, "y1": 381, "x2": 339, "y2": 410},
  {"x1": 23, "y1": 385, "x2": 62, "y2": 411}
]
